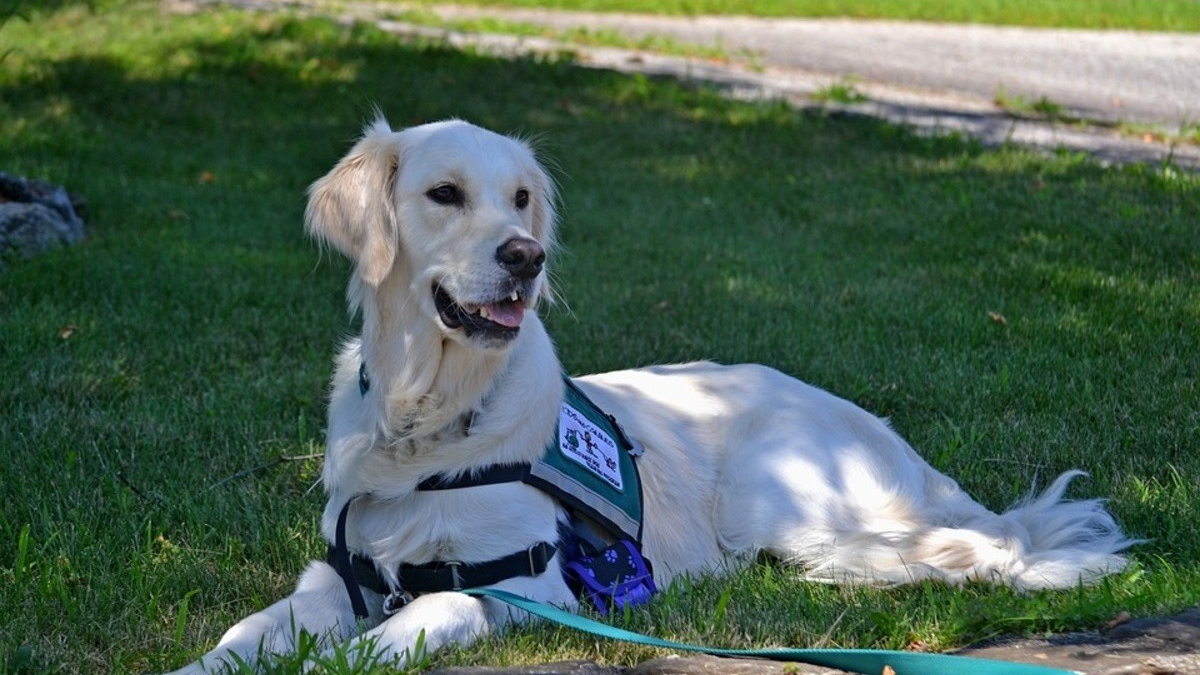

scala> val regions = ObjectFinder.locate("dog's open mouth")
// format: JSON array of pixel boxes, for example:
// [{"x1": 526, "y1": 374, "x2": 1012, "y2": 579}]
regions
[{"x1": 434, "y1": 284, "x2": 526, "y2": 340}]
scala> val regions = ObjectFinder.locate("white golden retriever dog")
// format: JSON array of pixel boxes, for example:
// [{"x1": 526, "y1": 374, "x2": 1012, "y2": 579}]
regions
[{"x1": 164, "y1": 118, "x2": 1132, "y2": 674}]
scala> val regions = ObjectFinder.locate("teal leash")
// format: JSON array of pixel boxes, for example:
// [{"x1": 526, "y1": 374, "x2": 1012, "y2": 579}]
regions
[{"x1": 463, "y1": 588, "x2": 1077, "y2": 675}]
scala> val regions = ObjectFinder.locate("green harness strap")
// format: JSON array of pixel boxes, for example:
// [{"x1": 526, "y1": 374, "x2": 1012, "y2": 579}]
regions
[{"x1": 463, "y1": 588, "x2": 1076, "y2": 675}]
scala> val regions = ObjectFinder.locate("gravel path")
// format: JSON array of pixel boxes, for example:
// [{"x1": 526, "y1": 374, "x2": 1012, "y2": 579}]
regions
[{"x1": 185, "y1": 0, "x2": 1200, "y2": 168}]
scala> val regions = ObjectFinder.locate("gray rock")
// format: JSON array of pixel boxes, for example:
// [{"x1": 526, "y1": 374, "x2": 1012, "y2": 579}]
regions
[
  {"x1": 431, "y1": 659, "x2": 625, "y2": 675},
  {"x1": 631, "y1": 654, "x2": 837, "y2": 675},
  {"x1": 1104, "y1": 608, "x2": 1200, "y2": 646},
  {"x1": 0, "y1": 172, "x2": 86, "y2": 261},
  {"x1": 953, "y1": 608, "x2": 1200, "y2": 675}
]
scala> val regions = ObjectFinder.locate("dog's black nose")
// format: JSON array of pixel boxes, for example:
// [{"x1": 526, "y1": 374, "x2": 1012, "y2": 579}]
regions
[{"x1": 496, "y1": 237, "x2": 545, "y2": 279}]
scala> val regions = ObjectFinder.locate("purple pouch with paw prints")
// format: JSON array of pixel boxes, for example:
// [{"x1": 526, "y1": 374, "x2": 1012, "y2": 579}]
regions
[{"x1": 563, "y1": 539, "x2": 657, "y2": 615}]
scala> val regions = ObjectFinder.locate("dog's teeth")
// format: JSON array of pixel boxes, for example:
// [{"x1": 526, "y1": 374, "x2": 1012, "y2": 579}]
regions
[
  {"x1": 478, "y1": 306, "x2": 490, "y2": 319},
  {"x1": 510, "y1": 291, "x2": 519, "y2": 302}
]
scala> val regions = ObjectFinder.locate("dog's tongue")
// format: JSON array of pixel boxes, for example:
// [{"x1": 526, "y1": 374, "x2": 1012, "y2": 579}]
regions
[{"x1": 483, "y1": 300, "x2": 525, "y2": 328}]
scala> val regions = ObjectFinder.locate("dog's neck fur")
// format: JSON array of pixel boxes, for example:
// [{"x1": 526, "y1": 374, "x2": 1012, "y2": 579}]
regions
[
  {"x1": 359, "y1": 272, "x2": 510, "y2": 441},
  {"x1": 321, "y1": 270, "x2": 563, "y2": 512}
]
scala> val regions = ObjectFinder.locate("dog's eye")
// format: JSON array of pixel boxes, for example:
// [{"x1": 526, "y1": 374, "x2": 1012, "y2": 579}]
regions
[
  {"x1": 426, "y1": 184, "x2": 464, "y2": 206},
  {"x1": 514, "y1": 188, "x2": 530, "y2": 210}
]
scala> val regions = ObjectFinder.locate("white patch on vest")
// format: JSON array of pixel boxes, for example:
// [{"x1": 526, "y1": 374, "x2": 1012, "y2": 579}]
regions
[{"x1": 558, "y1": 402, "x2": 624, "y2": 490}]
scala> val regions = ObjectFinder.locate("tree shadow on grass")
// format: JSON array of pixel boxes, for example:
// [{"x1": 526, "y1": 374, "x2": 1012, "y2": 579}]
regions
[{"x1": 1, "y1": 5, "x2": 1199, "y2": 674}]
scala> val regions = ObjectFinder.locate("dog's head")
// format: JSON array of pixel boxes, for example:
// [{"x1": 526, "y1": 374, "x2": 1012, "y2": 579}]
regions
[{"x1": 306, "y1": 118, "x2": 557, "y2": 347}]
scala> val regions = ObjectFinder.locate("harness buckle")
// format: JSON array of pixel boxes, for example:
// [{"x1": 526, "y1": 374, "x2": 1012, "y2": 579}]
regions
[
  {"x1": 445, "y1": 561, "x2": 465, "y2": 591},
  {"x1": 528, "y1": 542, "x2": 548, "y2": 574},
  {"x1": 382, "y1": 589, "x2": 414, "y2": 616}
]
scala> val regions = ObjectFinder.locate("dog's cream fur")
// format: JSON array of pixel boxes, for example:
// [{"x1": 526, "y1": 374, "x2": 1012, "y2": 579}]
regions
[{"x1": 163, "y1": 118, "x2": 1133, "y2": 675}]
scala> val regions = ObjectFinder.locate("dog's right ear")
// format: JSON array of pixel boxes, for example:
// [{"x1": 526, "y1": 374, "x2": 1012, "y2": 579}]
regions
[{"x1": 305, "y1": 119, "x2": 400, "y2": 287}]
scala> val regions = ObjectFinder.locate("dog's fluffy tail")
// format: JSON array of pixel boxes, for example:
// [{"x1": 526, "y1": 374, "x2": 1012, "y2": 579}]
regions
[{"x1": 802, "y1": 470, "x2": 1135, "y2": 590}]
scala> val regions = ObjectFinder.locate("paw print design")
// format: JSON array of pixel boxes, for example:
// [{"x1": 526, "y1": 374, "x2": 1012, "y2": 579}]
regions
[{"x1": 604, "y1": 549, "x2": 620, "y2": 563}]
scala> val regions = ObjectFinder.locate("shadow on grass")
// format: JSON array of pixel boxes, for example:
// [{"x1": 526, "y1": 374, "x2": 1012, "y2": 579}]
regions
[{"x1": 1, "y1": 4, "x2": 1198, "y2": 674}]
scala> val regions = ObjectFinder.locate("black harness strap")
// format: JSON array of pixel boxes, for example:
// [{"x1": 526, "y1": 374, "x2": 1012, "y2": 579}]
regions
[
  {"x1": 326, "y1": 499, "x2": 371, "y2": 619},
  {"x1": 399, "y1": 542, "x2": 557, "y2": 593},
  {"x1": 326, "y1": 494, "x2": 557, "y2": 619},
  {"x1": 417, "y1": 464, "x2": 531, "y2": 491}
]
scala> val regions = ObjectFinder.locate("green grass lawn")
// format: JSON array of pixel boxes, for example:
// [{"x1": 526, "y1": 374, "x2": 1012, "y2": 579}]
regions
[
  {"x1": 1, "y1": 3, "x2": 1198, "y2": 674},
  {"x1": 396, "y1": 0, "x2": 1200, "y2": 31}
]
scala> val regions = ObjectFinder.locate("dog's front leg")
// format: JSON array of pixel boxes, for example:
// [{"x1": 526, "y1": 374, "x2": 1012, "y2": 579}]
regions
[
  {"x1": 163, "y1": 562, "x2": 363, "y2": 675},
  {"x1": 329, "y1": 591, "x2": 497, "y2": 669}
]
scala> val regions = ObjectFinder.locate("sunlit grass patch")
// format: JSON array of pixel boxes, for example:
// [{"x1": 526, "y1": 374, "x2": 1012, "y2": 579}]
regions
[{"x1": 1, "y1": 3, "x2": 1197, "y2": 674}]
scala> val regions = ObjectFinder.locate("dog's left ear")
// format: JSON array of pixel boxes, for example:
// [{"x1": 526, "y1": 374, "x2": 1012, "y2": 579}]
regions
[{"x1": 306, "y1": 119, "x2": 400, "y2": 287}]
